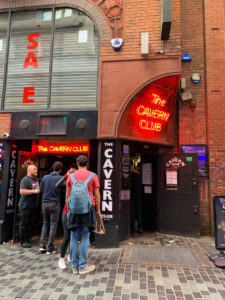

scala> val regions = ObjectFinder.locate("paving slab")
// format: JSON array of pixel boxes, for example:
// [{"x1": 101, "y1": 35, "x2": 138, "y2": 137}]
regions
[{"x1": 0, "y1": 233, "x2": 225, "y2": 299}]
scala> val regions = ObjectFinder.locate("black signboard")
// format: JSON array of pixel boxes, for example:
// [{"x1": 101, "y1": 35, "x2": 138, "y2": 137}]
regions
[
  {"x1": 100, "y1": 140, "x2": 116, "y2": 222},
  {"x1": 214, "y1": 196, "x2": 225, "y2": 250},
  {"x1": 38, "y1": 114, "x2": 67, "y2": 135},
  {"x1": 6, "y1": 144, "x2": 18, "y2": 214}
]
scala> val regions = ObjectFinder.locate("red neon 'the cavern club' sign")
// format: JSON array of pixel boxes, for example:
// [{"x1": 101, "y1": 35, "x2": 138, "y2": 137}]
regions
[
  {"x1": 36, "y1": 144, "x2": 89, "y2": 154},
  {"x1": 136, "y1": 93, "x2": 170, "y2": 132},
  {"x1": 118, "y1": 76, "x2": 180, "y2": 144}
]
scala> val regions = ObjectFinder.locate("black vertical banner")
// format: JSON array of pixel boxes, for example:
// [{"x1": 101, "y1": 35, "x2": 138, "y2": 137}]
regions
[
  {"x1": 214, "y1": 196, "x2": 225, "y2": 250},
  {"x1": 6, "y1": 144, "x2": 18, "y2": 214},
  {"x1": 0, "y1": 143, "x2": 5, "y2": 209},
  {"x1": 100, "y1": 140, "x2": 116, "y2": 223}
]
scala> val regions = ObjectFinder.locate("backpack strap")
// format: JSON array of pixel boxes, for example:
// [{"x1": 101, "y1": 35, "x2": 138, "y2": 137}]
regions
[
  {"x1": 84, "y1": 172, "x2": 95, "y2": 185},
  {"x1": 70, "y1": 173, "x2": 76, "y2": 184}
]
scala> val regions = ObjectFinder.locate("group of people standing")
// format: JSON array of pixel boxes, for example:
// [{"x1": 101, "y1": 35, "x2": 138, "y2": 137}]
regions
[{"x1": 18, "y1": 155, "x2": 101, "y2": 275}]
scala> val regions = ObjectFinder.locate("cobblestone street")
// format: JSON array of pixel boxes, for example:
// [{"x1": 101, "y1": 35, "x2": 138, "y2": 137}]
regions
[{"x1": 0, "y1": 233, "x2": 225, "y2": 300}]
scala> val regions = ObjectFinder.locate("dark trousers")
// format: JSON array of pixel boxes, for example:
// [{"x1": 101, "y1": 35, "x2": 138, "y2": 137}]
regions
[
  {"x1": 40, "y1": 202, "x2": 60, "y2": 251},
  {"x1": 19, "y1": 208, "x2": 38, "y2": 244},
  {"x1": 131, "y1": 200, "x2": 142, "y2": 233},
  {"x1": 60, "y1": 212, "x2": 70, "y2": 257}
]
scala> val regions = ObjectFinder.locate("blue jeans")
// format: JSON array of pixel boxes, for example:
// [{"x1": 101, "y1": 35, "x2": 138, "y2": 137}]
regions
[
  {"x1": 40, "y1": 202, "x2": 60, "y2": 251},
  {"x1": 70, "y1": 226, "x2": 90, "y2": 270}
]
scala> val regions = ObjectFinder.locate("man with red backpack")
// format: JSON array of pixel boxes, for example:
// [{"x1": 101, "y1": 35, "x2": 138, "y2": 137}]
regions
[{"x1": 66, "y1": 155, "x2": 101, "y2": 275}]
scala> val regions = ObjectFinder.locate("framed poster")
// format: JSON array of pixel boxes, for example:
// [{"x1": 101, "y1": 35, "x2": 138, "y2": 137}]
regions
[{"x1": 142, "y1": 163, "x2": 152, "y2": 185}]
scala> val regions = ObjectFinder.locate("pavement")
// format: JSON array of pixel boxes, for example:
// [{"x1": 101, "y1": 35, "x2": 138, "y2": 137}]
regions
[{"x1": 0, "y1": 232, "x2": 225, "y2": 300}]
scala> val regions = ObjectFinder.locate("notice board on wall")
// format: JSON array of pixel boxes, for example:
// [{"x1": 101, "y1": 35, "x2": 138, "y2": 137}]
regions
[{"x1": 181, "y1": 144, "x2": 208, "y2": 177}]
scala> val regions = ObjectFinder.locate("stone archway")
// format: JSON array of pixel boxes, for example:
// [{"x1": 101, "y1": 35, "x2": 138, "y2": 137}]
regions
[
  {"x1": 0, "y1": 0, "x2": 110, "y2": 42},
  {"x1": 115, "y1": 74, "x2": 180, "y2": 145}
]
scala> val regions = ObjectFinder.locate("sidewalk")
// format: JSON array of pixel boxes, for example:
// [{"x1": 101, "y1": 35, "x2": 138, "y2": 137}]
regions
[{"x1": 0, "y1": 232, "x2": 225, "y2": 300}]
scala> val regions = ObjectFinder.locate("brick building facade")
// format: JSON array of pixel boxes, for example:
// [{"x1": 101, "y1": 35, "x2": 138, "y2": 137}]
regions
[{"x1": 0, "y1": 0, "x2": 223, "y2": 245}]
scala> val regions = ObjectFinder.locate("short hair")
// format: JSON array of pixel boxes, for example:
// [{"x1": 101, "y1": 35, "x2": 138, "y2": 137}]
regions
[
  {"x1": 52, "y1": 161, "x2": 63, "y2": 172},
  {"x1": 76, "y1": 155, "x2": 88, "y2": 167},
  {"x1": 27, "y1": 164, "x2": 36, "y2": 170},
  {"x1": 70, "y1": 163, "x2": 77, "y2": 169},
  {"x1": 27, "y1": 164, "x2": 37, "y2": 172}
]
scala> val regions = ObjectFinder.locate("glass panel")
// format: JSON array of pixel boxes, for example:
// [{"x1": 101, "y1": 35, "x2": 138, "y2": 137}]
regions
[
  {"x1": 0, "y1": 13, "x2": 8, "y2": 107},
  {"x1": 38, "y1": 115, "x2": 67, "y2": 135},
  {"x1": 51, "y1": 8, "x2": 99, "y2": 109},
  {"x1": 5, "y1": 10, "x2": 52, "y2": 110}
]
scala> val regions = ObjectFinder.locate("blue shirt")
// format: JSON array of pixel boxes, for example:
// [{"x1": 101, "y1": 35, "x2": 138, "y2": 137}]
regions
[{"x1": 40, "y1": 172, "x2": 63, "y2": 203}]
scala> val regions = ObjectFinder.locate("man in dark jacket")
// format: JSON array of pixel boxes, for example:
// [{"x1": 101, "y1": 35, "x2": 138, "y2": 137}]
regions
[
  {"x1": 19, "y1": 164, "x2": 40, "y2": 248},
  {"x1": 39, "y1": 161, "x2": 63, "y2": 254}
]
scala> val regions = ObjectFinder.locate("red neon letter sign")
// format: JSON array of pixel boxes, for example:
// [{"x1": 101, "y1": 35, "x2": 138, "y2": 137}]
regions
[
  {"x1": 27, "y1": 33, "x2": 39, "y2": 49},
  {"x1": 152, "y1": 94, "x2": 166, "y2": 106},
  {"x1": 36, "y1": 144, "x2": 89, "y2": 154},
  {"x1": 23, "y1": 87, "x2": 35, "y2": 103}
]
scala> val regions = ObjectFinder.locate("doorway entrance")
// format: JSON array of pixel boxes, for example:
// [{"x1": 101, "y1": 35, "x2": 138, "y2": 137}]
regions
[
  {"x1": 130, "y1": 143, "x2": 159, "y2": 234},
  {"x1": 158, "y1": 153, "x2": 200, "y2": 236}
]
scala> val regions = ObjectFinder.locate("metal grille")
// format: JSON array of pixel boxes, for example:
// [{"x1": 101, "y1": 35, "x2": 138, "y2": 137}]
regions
[
  {"x1": 131, "y1": 246, "x2": 200, "y2": 266},
  {"x1": 51, "y1": 12, "x2": 99, "y2": 109},
  {"x1": 0, "y1": 13, "x2": 8, "y2": 106}
]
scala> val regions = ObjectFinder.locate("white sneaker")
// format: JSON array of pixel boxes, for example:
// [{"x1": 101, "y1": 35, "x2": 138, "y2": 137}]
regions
[{"x1": 58, "y1": 258, "x2": 66, "y2": 270}]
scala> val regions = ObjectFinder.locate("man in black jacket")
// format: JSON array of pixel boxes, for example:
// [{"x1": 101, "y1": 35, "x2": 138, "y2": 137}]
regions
[
  {"x1": 39, "y1": 161, "x2": 63, "y2": 254},
  {"x1": 19, "y1": 164, "x2": 40, "y2": 248}
]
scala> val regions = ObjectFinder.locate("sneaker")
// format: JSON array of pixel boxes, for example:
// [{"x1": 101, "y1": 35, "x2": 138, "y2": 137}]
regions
[
  {"x1": 58, "y1": 258, "x2": 66, "y2": 270},
  {"x1": 72, "y1": 268, "x2": 79, "y2": 275},
  {"x1": 39, "y1": 246, "x2": 46, "y2": 253},
  {"x1": 79, "y1": 264, "x2": 95, "y2": 275},
  {"x1": 46, "y1": 249, "x2": 57, "y2": 255},
  {"x1": 21, "y1": 241, "x2": 31, "y2": 248}
]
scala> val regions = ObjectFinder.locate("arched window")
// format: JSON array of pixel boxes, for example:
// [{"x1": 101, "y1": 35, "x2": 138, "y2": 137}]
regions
[{"x1": 1, "y1": 8, "x2": 99, "y2": 110}]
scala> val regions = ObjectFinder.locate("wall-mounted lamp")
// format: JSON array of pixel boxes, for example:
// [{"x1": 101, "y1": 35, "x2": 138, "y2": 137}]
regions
[{"x1": 191, "y1": 73, "x2": 201, "y2": 84}]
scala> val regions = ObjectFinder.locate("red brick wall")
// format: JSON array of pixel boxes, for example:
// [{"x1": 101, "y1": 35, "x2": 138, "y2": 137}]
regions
[
  {"x1": 204, "y1": 0, "x2": 225, "y2": 234},
  {"x1": 0, "y1": 113, "x2": 11, "y2": 137},
  {"x1": 179, "y1": 0, "x2": 211, "y2": 235},
  {"x1": 99, "y1": 0, "x2": 182, "y2": 137},
  {"x1": 101, "y1": 0, "x2": 181, "y2": 58}
]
